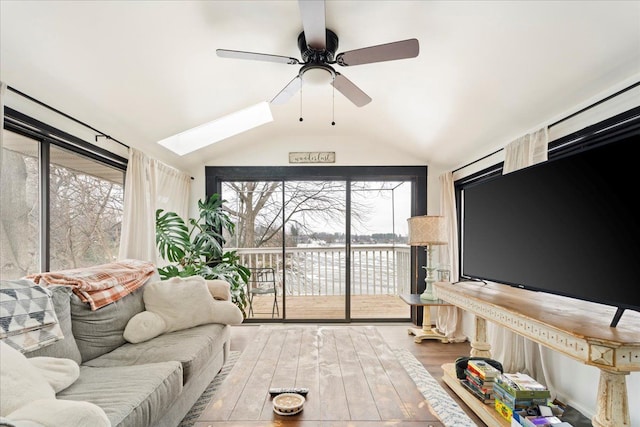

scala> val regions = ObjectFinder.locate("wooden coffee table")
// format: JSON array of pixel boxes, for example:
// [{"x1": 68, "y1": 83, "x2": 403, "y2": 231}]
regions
[{"x1": 195, "y1": 325, "x2": 445, "y2": 426}]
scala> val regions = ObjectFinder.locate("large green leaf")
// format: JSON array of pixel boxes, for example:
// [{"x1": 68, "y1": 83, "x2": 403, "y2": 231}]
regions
[
  {"x1": 157, "y1": 264, "x2": 181, "y2": 280},
  {"x1": 157, "y1": 264, "x2": 200, "y2": 280},
  {"x1": 155, "y1": 209, "x2": 189, "y2": 263},
  {"x1": 199, "y1": 193, "x2": 235, "y2": 236},
  {"x1": 192, "y1": 230, "x2": 224, "y2": 262}
]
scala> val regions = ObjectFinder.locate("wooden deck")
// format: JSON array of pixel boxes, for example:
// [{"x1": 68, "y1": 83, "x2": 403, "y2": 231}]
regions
[{"x1": 247, "y1": 294, "x2": 410, "y2": 320}]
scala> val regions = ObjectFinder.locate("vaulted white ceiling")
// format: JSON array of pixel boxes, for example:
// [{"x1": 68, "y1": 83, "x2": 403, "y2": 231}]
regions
[{"x1": 2, "y1": 1, "x2": 639, "y2": 172}]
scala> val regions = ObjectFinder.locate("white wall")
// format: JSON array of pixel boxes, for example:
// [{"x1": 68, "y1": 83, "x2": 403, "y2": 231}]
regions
[
  {"x1": 454, "y1": 77, "x2": 640, "y2": 425},
  {"x1": 190, "y1": 131, "x2": 432, "y2": 216}
]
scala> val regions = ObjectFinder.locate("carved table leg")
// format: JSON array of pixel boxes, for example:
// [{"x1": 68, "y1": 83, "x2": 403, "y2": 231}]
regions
[
  {"x1": 470, "y1": 315, "x2": 491, "y2": 357},
  {"x1": 592, "y1": 368, "x2": 630, "y2": 427}
]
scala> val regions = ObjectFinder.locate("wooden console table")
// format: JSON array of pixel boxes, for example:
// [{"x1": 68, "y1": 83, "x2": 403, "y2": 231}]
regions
[
  {"x1": 399, "y1": 294, "x2": 452, "y2": 343},
  {"x1": 433, "y1": 281, "x2": 640, "y2": 427}
]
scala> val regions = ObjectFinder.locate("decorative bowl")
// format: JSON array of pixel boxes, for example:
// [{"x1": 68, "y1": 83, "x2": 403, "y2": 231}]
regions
[{"x1": 272, "y1": 392, "x2": 305, "y2": 416}]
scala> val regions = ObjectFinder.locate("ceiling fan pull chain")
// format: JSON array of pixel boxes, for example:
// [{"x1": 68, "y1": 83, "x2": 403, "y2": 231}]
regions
[
  {"x1": 299, "y1": 86, "x2": 303, "y2": 122},
  {"x1": 332, "y1": 84, "x2": 336, "y2": 126}
]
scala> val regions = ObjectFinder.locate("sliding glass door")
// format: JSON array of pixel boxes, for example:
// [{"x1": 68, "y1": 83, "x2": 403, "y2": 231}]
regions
[
  {"x1": 350, "y1": 181, "x2": 412, "y2": 319},
  {"x1": 211, "y1": 166, "x2": 426, "y2": 323},
  {"x1": 222, "y1": 181, "x2": 285, "y2": 320},
  {"x1": 282, "y1": 180, "x2": 347, "y2": 319}
]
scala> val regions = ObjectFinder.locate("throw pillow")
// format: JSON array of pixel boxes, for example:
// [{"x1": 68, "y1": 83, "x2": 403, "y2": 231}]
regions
[
  {"x1": 123, "y1": 275, "x2": 243, "y2": 344},
  {"x1": 25, "y1": 286, "x2": 82, "y2": 365},
  {"x1": 0, "y1": 279, "x2": 63, "y2": 353},
  {"x1": 0, "y1": 341, "x2": 110, "y2": 427},
  {"x1": 206, "y1": 279, "x2": 231, "y2": 300}
]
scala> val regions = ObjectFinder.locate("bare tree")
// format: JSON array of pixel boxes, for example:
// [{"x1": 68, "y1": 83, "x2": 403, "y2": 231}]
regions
[
  {"x1": 221, "y1": 181, "x2": 398, "y2": 248},
  {"x1": 1, "y1": 146, "x2": 123, "y2": 279},
  {"x1": 0, "y1": 150, "x2": 39, "y2": 278},
  {"x1": 49, "y1": 165, "x2": 123, "y2": 270}
]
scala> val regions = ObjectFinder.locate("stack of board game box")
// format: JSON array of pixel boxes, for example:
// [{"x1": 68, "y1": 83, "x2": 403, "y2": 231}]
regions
[
  {"x1": 493, "y1": 372, "x2": 551, "y2": 421},
  {"x1": 460, "y1": 359, "x2": 501, "y2": 404}
]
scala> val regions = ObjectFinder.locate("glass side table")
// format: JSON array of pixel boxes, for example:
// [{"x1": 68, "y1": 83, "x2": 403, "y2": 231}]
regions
[{"x1": 399, "y1": 294, "x2": 452, "y2": 343}]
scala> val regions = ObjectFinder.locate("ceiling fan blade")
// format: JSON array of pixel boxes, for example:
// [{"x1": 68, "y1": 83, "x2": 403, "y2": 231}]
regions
[
  {"x1": 332, "y1": 73, "x2": 371, "y2": 107},
  {"x1": 298, "y1": 0, "x2": 326, "y2": 50},
  {"x1": 216, "y1": 49, "x2": 300, "y2": 65},
  {"x1": 270, "y1": 76, "x2": 302, "y2": 105},
  {"x1": 335, "y1": 38, "x2": 419, "y2": 66}
]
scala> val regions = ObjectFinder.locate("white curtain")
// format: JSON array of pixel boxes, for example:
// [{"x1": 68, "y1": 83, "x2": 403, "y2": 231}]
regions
[
  {"x1": 435, "y1": 171, "x2": 467, "y2": 341},
  {"x1": 489, "y1": 127, "x2": 555, "y2": 393},
  {"x1": 503, "y1": 128, "x2": 548, "y2": 174},
  {"x1": 155, "y1": 160, "x2": 191, "y2": 220},
  {"x1": 118, "y1": 148, "x2": 191, "y2": 263}
]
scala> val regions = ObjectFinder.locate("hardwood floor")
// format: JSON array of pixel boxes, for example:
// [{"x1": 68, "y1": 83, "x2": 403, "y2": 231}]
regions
[{"x1": 230, "y1": 322, "x2": 486, "y2": 426}]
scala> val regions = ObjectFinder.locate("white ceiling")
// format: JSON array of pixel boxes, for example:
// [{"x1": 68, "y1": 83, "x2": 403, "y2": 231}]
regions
[{"x1": 2, "y1": 1, "x2": 639, "y2": 172}]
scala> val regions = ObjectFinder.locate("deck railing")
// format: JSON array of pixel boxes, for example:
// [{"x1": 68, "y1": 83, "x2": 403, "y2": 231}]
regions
[{"x1": 233, "y1": 245, "x2": 411, "y2": 297}]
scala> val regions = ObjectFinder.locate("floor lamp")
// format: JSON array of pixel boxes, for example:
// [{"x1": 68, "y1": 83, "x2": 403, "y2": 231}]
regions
[{"x1": 407, "y1": 215, "x2": 448, "y2": 300}]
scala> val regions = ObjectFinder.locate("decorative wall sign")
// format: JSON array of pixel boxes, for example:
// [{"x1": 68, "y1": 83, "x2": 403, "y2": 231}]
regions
[{"x1": 289, "y1": 152, "x2": 335, "y2": 164}]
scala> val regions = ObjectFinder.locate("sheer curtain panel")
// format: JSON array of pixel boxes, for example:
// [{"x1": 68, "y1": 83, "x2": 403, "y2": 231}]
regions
[
  {"x1": 155, "y1": 161, "x2": 190, "y2": 221},
  {"x1": 435, "y1": 171, "x2": 466, "y2": 342},
  {"x1": 503, "y1": 128, "x2": 548, "y2": 174},
  {"x1": 118, "y1": 148, "x2": 191, "y2": 263}
]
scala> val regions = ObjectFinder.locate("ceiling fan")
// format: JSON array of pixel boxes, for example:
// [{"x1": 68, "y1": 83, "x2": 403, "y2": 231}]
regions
[{"x1": 216, "y1": 0, "x2": 419, "y2": 108}]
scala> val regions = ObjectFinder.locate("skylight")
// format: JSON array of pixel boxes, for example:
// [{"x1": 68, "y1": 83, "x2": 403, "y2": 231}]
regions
[{"x1": 158, "y1": 102, "x2": 273, "y2": 155}]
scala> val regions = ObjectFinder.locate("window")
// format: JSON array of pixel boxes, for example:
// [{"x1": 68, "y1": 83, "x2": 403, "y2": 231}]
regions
[
  {"x1": 48, "y1": 145, "x2": 124, "y2": 270},
  {"x1": 1, "y1": 130, "x2": 40, "y2": 278},
  {"x1": 1, "y1": 113, "x2": 126, "y2": 279}
]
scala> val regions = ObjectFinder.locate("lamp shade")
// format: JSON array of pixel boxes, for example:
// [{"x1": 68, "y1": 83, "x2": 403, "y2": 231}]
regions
[{"x1": 407, "y1": 215, "x2": 448, "y2": 246}]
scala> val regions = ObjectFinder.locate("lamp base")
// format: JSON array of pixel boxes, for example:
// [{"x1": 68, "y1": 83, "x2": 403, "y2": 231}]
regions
[{"x1": 420, "y1": 290, "x2": 438, "y2": 301}]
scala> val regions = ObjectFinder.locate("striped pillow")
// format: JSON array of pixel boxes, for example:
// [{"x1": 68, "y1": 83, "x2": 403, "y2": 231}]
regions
[{"x1": 0, "y1": 279, "x2": 63, "y2": 352}]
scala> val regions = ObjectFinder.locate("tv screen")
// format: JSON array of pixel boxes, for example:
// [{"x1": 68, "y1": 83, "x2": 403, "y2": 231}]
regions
[{"x1": 461, "y1": 131, "x2": 640, "y2": 326}]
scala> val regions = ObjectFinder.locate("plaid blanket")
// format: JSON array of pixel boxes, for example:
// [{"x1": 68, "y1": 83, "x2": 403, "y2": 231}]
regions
[{"x1": 26, "y1": 259, "x2": 156, "y2": 310}]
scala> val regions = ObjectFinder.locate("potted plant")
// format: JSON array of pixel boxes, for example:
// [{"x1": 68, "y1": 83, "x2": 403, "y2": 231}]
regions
[{"x1": 155, "y1": 193, "x2": 250, "y2": 317}]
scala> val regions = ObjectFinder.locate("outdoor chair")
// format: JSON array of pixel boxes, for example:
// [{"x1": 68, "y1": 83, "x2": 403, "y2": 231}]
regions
[{"x1": 247, "y1": 267, "x2": 279, "y2": 318}]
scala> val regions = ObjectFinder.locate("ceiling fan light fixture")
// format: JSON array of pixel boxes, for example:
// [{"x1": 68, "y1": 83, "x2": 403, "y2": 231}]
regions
[
  {"x1": 217, "y1": 1, "x2": 419, "y2": 109},
  {"x1": 157, "y1": 101, "x2": 273, "y2": 155},
  {"x1": 300, "y1": 64, "x2": 335, "y2": 86}
]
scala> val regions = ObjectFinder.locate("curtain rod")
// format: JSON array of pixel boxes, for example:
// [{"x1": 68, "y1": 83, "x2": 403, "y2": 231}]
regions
[
  {"x1": 7, "y1": 86, "x2": 195, "y2": 180},
  {"x1": 547, "y1": 80, "x2": 640, "y2": 128},
  {"x1": 452, "y1": 80, "x2": 640, "y2": 174},
  {"x1": 7, "y1": 85, "x2": 130, "y2": 150}
]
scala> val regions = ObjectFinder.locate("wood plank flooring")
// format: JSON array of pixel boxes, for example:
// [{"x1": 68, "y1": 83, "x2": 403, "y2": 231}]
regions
[
  {"x1": 197, "y1": 325, "x2": 446, "y2": 426},
  {"x1": 225, "y1": 323, "x2": 486, "y2": 426}
]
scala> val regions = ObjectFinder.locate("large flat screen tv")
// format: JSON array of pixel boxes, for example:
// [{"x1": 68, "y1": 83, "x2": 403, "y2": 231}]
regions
[{"x1": 461, "y1": 128, "x2": 639, "y2": 327}]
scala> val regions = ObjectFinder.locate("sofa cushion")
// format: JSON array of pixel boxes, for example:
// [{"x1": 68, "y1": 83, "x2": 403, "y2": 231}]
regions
[
  {"x1": 25, "y1": 286, "x2": 82, "y2": 365},
  {"x1": 57, "y1": 362, "x2": 183, "y2": 427},
  {"x1": 69, "y1": 271, "x2": 160, "y2": 363},
  {"x1": 85, "y1": 323, "x2": 229, "y2": 386},
  {"x1": 70, "y1": 286, "x2": 144, "y2": 363}
]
